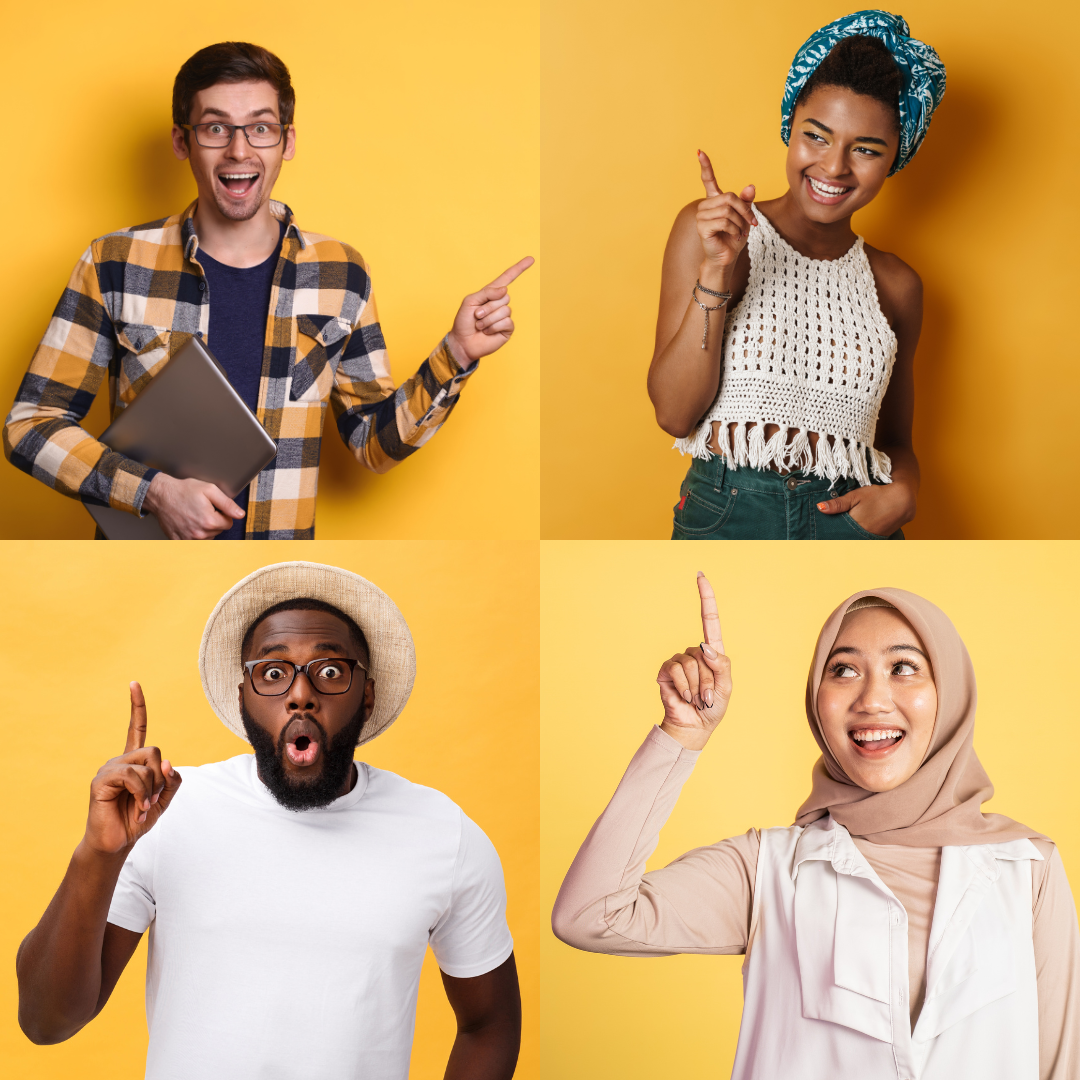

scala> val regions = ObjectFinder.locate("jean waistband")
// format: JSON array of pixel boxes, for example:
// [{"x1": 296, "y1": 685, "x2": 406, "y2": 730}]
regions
[{"x1": 687, "y1": 455, "x2": 848, "y2": 495}]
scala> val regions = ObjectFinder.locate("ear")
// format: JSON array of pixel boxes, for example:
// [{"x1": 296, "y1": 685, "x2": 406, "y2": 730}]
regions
[
  {"x1": 363, "y1": 677, "x2": 375, "y2": 715},
  {"x1": 172, "y1": 124, "x2": 191, "y2": 161},
  {"x1": 282, "y1": 125, "x2": 297, "y2": 162}
]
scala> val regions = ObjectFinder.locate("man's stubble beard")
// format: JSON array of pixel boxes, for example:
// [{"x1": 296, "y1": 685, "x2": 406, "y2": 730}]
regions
[{"x1": 241, "y1": 701, "x2": 366, "y2": 811}]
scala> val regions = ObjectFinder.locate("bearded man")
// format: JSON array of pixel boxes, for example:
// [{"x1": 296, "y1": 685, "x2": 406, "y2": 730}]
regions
[{"x1": 16, "y1": 562, "x2": 520, "y2": 1079}]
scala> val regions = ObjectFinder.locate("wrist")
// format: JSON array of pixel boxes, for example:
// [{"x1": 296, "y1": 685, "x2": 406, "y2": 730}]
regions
[
  {"x1": 659, "y1": 720, "x2": 713, "y2": 752},
  {"x1": 74, "y1": 837, "x2": 131, "y2": 872},
  {"x1": 445, "y1": 333, "x2": 475, "y2": 371},
  {"x1": 142, "y1": 472, "x2": 173, "y2": 515},
  {"x1": 697, "y1": 261, "x2": 735, "y2": 295}
]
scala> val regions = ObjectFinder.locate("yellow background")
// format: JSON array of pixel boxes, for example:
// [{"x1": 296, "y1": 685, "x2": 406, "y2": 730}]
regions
[
  {"x1": 0, "y1": 541, "x2": 538, "y2": 1079},
  {"x1": 541, "y1": 541, "x2": 1080, "y2": 1076},
  {"x1": 540, "y1": 0, "x2": 1080, "y2": 539},
  {"x1": 0, "y1": 0, "x2": 538, "y2": 540}
]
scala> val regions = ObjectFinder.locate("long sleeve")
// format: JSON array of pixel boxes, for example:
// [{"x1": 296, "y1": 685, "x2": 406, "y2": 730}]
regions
[
  {"x1": 3, "y1": 244, "x2": 157, "y2": 514},
  {"x1": 329, "y1": 270, "x2": 478, "y2": 473},
  {"x1": 551, "y1": 725, "x2": 758, "y2": 957},
  {"x1": 1032, "y1": 841, "x2": 1080, "y2": 1080}
]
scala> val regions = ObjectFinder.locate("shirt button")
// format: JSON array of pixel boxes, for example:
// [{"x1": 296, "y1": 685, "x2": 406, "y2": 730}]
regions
[
  {"x1": 786, "y1": 478, "x2": 797, "y2": 490},
  {"x1": 198, "y1": 281, "x2": 206, "y2": 291}
]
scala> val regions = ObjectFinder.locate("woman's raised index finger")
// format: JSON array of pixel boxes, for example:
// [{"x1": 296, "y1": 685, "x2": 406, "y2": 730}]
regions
[
  {"x1": 125, "y1": 680, "x2": 148, "y2": 754},
  {"x1": 696, "y1": 572, "x2": 725, "y2": 653},
  {"x1": 485, "y1": 256, "x2": 535, "y2": 290},
  {"x1": 697, "y1": 150, "x2": 722, "y2": 198}
]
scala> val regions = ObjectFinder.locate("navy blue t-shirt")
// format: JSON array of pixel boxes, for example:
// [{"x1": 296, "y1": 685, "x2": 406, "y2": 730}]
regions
[{"x1": 198, "y1": 221, "x2": 284, "y2": 540}]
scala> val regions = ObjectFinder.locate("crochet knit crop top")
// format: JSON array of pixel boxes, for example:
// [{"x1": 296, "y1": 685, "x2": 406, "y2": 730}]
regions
[{"x1": 674, "y1": 206, "x2": 899, "y2": 486}]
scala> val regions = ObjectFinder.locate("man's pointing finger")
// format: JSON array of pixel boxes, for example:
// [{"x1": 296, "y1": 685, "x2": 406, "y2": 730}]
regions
[
  {"x1": 125, "y1": 680, "x2": 147, "y2": 754},
  {"x1": 485, "y1": 256, "x2": 535, "y2": 290}
]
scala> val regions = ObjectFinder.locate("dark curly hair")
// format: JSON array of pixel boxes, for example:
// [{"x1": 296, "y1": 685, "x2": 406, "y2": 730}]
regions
[
  {"x1": 173, "y1": 42, "x2": 295, "y2": 139},
  {"x1": 795, "y1": 36, "x2": 902, "y2": 132}
]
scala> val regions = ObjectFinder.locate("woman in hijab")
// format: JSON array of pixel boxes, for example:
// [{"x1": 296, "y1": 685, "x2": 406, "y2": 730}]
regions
[
  {"x1": 649, "y1": 12, "x2": 946, "y2": 540},
  {"x1": 552, "y1": 575, "x2": 1079, "y2": 1079}
]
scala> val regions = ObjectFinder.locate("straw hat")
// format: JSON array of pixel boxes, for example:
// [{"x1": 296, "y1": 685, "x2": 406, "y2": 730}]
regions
[{"x1": 199, "y1": 562, "x2": 415, "y2": 746}]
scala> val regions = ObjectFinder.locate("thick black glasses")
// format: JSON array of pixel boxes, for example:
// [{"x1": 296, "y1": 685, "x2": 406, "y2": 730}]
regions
[
  {"x1": 181, "y1": 122, "x2": 285, "y2": 148},
  {"x1": 243, "y1": 657, "x2": 366, "y2": 696}
]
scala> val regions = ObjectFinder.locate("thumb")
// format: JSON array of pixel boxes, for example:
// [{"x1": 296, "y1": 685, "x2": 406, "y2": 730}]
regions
[
  {"x1": 739, "y1": 184, "x2": 756, "y2": 203},
  {"x1": 817, "y1": 491, "x2": 857, "y2": 516},
  {"x1": 205, "y1": 485, "x2": 245, "y2": 520},
  {"x1": 156, "y1": 760, "x2": 183, "y2": 812}
]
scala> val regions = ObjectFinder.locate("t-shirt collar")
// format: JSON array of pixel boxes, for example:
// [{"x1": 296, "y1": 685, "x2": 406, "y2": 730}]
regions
[{"x1": 245, "y1": 753, "x2": 370, "y2": 813}]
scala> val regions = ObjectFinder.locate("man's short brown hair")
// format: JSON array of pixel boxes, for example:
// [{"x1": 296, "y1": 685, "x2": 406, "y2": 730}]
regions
[{"x1": 173, "y1": 42, "x2": 296, "y2": 130}]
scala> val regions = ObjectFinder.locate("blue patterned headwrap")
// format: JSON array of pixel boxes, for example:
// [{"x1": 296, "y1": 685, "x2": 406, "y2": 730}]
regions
[{"x1": 780, "y1": 10, "x2": 946, "y2": 176}]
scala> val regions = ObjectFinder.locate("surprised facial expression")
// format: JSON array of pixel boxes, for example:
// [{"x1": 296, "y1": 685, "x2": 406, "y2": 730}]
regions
[{"x1": 816, "y1": 607, "x2": 937, "y2": 792}]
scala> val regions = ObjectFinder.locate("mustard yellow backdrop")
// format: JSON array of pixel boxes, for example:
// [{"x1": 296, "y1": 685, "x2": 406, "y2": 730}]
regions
[
  {"x1": 540, "y1": 0, "x2": 1080, "y2": 538},
  {"x1": 0, "y1": 541, "x2": 538, "y2": 1079},
  {"x1": 541, "y1": 541, "x2": 1080, "y2": 1077},
  {"x1": 0, "y1": 0, "x2": 538, "y2": 540}
]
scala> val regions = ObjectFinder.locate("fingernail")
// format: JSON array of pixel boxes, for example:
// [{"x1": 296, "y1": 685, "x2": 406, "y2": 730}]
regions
[
  {"x1": 697, "y1": 570, "x2": 705, "y2": 577},
  {"x1": 151, "y1": 792, "x2": 160, "y2": 805},
  {"x1": 694, "y1": 695, "x2": 704, "y2": 710},
  {"x1": 701, "y1": 641, "x2": 717, "y2": 659},
  {"x1": 705, "y1": 689, "x2": 714, "y2": 707},
  {"x1": 477, "y1": 310, "x2": 485, "y2": 317},
  {"x1": 817, "y1": 502, "x2": 827, "y2": 510},
  {"x1": 682, "y1": 690, "x2": 693, "y2": 704},
  {"x1": 138, "y1": 811, "x2": 147, "y2": 823},
  {"x1": 144, "y1": 798, "x2": 152, "y2": 810}
]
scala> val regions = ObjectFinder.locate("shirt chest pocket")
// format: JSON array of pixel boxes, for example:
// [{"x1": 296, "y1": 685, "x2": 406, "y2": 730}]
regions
[
  {"x1": 291, "y1": 314, "x2": 353, "y2": 402},
  {"x1": 114, "y1": 323, "x2": 178, "y2": 403}
]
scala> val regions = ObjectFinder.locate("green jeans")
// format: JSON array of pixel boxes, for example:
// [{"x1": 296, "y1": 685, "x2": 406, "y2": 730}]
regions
[{"x1": 671, "y1": 455, "x2": 904, "y2": 540}]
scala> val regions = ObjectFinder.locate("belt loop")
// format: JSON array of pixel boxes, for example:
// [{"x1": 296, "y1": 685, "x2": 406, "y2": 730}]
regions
[{"x1": 713, "y1": 455, "x2": 727, "y2": 493}]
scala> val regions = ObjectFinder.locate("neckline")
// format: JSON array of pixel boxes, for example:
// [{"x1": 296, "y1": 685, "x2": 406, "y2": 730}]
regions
[
  {"x1": 246, "y1": 753, "x2": 371, "y2": 813},
  {"x1": 752, "y1": 203, "x2": 863, "y2": 265}
]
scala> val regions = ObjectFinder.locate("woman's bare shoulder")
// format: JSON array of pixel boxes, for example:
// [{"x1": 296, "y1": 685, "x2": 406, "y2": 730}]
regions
[{"x1": 863, "y1": 243, "x2": 923, "y2": 326}]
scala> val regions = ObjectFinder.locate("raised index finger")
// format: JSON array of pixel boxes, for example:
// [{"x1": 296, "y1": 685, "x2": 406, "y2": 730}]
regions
[
  {"x1": 697, "y1": 149, "x2": 722, "y2": 198},
  {"x1": 696, "y1": 572, "x2": 725, "y2": 654},
  {"x1": 125, "y1": 681, "x2": 147, "y2": 754},
  {"x1": 485, "y1": 256, "x2": 535, "y2": 290}
]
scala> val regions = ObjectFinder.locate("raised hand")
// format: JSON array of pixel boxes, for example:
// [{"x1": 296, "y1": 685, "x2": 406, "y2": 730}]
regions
[
  {"x1": 695, "y1": 150, "x2": 757, "y2": 280},
  {"x1": 656, "y1": 572, "x2": 733, "y2": 751},
  {"x1": 446, "y1": 256, "x2": 535, "y2": 366},
  {"x1": 84, "y1": 682, "x2": 182, "y2": 856}
]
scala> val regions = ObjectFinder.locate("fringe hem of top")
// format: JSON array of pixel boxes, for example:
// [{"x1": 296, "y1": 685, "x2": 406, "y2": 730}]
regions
[{"x1": 673, "y1": 421, "x2": 892, "y2": 487}]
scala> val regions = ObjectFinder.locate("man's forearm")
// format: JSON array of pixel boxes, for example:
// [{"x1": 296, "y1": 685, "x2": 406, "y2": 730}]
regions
[{"x1": 16, "y1": 841, "x2": 128, "y2": 1043}]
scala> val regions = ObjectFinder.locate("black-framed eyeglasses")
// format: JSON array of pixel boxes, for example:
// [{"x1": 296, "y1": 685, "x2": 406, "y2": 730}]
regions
[
  {"x1": 180, "y1": 121, "x2": 285, "y2": 148},
  {"x1": 243, "y1": 657, "x2": 366, "y2": 697}
]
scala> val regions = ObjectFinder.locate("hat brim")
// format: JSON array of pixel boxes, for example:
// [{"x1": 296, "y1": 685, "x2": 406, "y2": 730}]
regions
[{"x1": 199, "y1": 561, "x2": 415, "y2": 745}]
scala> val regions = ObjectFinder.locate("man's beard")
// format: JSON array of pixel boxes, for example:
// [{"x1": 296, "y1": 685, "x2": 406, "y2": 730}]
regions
[{"x1": 241, "y1": 703, "x2": 366, "y2": 811}]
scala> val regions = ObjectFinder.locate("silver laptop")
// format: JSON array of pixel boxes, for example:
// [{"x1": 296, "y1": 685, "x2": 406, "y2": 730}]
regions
[{"x1": 86, "y1": 336, "x2": 278, "y2": 540}]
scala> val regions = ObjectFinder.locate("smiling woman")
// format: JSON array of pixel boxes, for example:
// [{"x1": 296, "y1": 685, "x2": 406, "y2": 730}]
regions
[
  {"x1": 552, "y1": 574, "x2": 1080, "y2": 1079},
  {"x1": 650, "y1": 11, "x2": 946, "y2": 540}
]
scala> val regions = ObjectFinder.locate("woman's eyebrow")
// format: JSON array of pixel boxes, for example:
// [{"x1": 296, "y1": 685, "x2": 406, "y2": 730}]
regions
[
  {"x1": 800, "y1": 118, "x2": 888, "y2": 146},
  {"x1": 889, "y1": 643, "x2": 929, "y2": 659}
]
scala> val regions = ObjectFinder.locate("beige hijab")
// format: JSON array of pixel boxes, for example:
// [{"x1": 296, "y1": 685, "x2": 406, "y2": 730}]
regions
[{"x1": 795, "y1": 588, "x2": 1044, "y2": 847}]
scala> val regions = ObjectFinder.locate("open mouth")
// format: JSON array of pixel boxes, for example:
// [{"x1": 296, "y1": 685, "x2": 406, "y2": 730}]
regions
[
  {"x1": 218, "y1": 172, "x2": 259, "y2": 198},
  {"x1": 805, "y1": 175, "x2": 853, "y2": 205},
  {"x1": 849, "y1": 728, "x2": 904, "y2": 753},
  {"x1": 285, "y1": 731, "x2": 321, "y2": 767}
]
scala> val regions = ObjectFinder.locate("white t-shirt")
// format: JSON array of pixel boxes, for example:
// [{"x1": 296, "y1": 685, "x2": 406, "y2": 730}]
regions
[{"x1": 108, "y1": 754, "x2": 513, "y2": 1080}]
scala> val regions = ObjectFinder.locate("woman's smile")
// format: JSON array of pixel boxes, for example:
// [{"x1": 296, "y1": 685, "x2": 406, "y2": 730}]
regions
[
  {"x1": 848, "y1": 724, "x2": 905, "y2": 754},
  {"x1": 805, "y1": 174, "x2": 855, "y2": 205}
]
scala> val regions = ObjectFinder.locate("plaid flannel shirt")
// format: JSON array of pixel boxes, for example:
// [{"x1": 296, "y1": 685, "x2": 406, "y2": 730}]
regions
[{"x1": 4, "y1": 200, "x2": 477, "y2": 538}]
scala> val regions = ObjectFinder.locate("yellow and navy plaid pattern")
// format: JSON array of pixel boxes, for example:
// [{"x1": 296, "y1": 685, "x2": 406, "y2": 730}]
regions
[{"x1": 4, "y1": 201, "x2": 476, "y2": 538}]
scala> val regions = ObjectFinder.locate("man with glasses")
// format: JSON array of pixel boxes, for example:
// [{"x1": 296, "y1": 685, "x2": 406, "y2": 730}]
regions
[
  {"x1": 3, "y1": 42, "x2": 532, "y2": 538},
  {"x1": 16, "y1": 562, "x2": 520, "y2": 1079}
]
